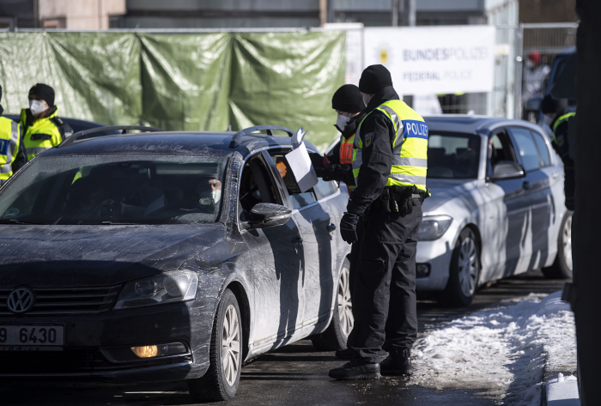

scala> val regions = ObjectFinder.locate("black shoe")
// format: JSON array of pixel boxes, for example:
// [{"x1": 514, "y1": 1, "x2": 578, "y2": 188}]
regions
[
  {"x1": 335, "y1": 348, "x2": 353, "y2": 360},
  {"x1": 328, "y1": 360, "x2": 381, "y2": 380},
  {"x1": 380, "y1": 355, "x2": 413, "y2": 376}
]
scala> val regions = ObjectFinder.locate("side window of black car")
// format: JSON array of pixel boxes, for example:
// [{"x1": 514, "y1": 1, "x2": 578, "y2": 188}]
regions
[
  {"x1": 266, "y1": 151, "x2": 317, "y2": 210},
  {"x1": 239, "y1": 156, "x2": 281, "y2": 221}
]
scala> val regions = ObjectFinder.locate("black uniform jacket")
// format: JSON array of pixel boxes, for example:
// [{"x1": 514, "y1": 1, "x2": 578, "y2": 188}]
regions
[
  {"x1": 551, "y1": 109, "x2": 573, "y2": 166},
  {"x1": 347, "y1": 86, "x2": 400, "y2": 215}
]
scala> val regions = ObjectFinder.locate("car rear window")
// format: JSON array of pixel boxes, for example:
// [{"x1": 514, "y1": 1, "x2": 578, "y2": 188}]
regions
[{"x1": 0, "y1": 156, "x2": 227, "y2": 225}]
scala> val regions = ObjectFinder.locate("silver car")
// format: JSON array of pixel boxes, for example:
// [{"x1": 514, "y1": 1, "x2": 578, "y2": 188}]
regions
[{"x1": 416, "y1": 116, "x2": 572, "y2": 306}]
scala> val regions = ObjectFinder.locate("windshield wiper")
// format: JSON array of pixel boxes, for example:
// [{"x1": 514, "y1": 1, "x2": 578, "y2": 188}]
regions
[{"x1": 0, "y1": 219, "x2": 49, "y2": 225}]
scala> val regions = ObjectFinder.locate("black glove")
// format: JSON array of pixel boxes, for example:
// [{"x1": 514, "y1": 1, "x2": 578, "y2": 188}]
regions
[{"x1": 340, "y1": 212, "x2": 360, "y2": 244}]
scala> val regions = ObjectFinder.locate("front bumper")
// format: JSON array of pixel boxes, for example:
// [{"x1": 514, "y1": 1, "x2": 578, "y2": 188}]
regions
[
  {"x1": 0, "y1": 301, "x2": 211, "y2": 383},
  {"x1": 415, "y1": 238, "x2": 455, "y2": 292}
]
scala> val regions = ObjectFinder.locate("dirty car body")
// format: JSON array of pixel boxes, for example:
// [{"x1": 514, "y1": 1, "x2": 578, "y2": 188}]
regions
[
  {"x1": 0, "y1": 130, "x2": 349, "y2": 383},
  {"x1": 416, "y1": 116, "x2": 569, "y2": 303}
]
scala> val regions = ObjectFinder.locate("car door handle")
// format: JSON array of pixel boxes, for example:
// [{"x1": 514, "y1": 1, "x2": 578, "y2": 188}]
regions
[
  {"x1": 326, "y1": 224, "x2": 337, "y2": 232},
  {"x1": 293, "y1": 237, "x2": 303, "y2": 245},
  {"x1": 552, "y1": 171, "x2": 560, "y2": 179},
  {"x1": 523, "y1": 181, "x2": 532, "y2": 190}
]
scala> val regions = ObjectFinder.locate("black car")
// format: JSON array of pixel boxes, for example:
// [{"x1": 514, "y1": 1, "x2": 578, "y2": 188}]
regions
[{"x1": 0, "y1": 126, "x2": 352, "y2": 401}]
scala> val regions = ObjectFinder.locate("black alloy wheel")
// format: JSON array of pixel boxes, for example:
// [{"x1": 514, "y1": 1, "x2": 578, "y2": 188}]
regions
[
  {"x1": 436, "y1": 227, "x2": 481, "y2": 307},
  {"x1": 188, "y1": 289, "x2": 242, "y2": 402}
]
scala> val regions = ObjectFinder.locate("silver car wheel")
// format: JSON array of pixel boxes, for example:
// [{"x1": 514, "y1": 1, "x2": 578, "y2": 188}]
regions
[
  {"x1": 221, "y1": 304, "x2": 241, "y2": 387},
  {"x1": 337, "y1": 265, "x2": 353, "y2": 338},
  {"x1": 457, "y1": 236, "x2": 478, "y2": 297},
  {"x1": 563, "y1": 213, "x2": 573, "y2": 271}
]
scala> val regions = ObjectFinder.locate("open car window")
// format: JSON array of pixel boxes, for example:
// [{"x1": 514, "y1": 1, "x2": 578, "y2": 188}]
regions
[
  {"x1": 0, "y1": 156, "x2": 226, "y2": 225},
  {"x1": 238, "y1": 155, "x2": 282, "y2": 222},
  {"x1": 266, "y1": 150, "x2": 317, "y2": 210}
]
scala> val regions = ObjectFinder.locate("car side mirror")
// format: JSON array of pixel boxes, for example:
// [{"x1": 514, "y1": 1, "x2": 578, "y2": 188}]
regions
[
  {"x1": 524, "y1": 97, "x2": 542, "y2": 114},
  {"x1": 491, "y1": 161, "x2": 526, "y2": 180},
  {"x1": 243, "y1": 203, "x2": 292, "y2": 229}
]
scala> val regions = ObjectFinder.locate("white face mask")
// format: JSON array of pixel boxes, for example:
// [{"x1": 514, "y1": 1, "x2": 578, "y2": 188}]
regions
[
  {"x1": 362, "y1": 94, "x2": 372, "y2": 107},
  {"x1": 543, "y1": 114, "x2": 555, "y2": 126},
  {"x1": 29, "y1": 100, "x2": 47, "y2": 116},
  {"x1": 336, "y1": 114, "x2": 351, "y2": 131}
]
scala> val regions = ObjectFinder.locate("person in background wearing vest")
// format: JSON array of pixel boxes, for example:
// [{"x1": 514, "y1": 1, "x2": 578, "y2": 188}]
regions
[
  {"x1": 321, "y1": 84, "x2": 366, "y2": 360},
  {"x1": 13, "y1": 83, "x2": 72, "y2": 170},
  {"x1": 329, "y1": 65, "x2": 428, "y2": 380},
  {"x1": 0, "y1": 85, "x2": 20, "y2": 186},
  {"x1": 541, "y1": 94, "x2": 575, "y2": 211}
]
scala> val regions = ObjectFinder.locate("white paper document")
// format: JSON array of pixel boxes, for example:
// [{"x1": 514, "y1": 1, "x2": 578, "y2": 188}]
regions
[{"x1": 285, "y1": 142, "x2": 318, "y2": 193}]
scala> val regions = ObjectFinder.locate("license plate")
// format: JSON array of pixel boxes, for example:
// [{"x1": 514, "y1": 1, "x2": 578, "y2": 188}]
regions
[{"x1": 0, "y1": 325, "x2": 64, "y2": 347}]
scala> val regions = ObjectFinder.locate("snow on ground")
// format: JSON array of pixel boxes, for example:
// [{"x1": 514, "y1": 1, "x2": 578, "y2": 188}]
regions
[{"x1": 409, "y1": 291, "x2": 576, "y2": 405}]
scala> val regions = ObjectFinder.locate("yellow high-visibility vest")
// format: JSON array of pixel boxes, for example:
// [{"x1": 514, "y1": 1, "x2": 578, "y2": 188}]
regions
[
  {"x1": 0, "y1": 116, "x2": 20, "y2": 184},
  {"x1": 353, "y1": 100, "x2": 428, "y2": 192}
]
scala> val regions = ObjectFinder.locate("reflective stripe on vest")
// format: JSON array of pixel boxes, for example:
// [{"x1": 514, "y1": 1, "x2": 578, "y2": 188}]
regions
[
  {"x1": 0, "y1": 117, "x2": 19, "y2": 181},
  {"x1": 20, "y1": 107, "x2": 64, "y2": 161},
  {"x1": 353, "y1": 100, "x2": 428, "y2": 192},
  {"x1": 552, "y1": 112, "x2": 576, "y2": 143}
]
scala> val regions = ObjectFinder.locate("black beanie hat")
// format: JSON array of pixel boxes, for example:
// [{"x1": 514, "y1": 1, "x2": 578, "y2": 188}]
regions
[
  {"x1": 541, "y1": 94, "x2": 566, "y2": 114},
  {"x1": 29, "y1": 83, "x2": 55, "y2": 107},
  {"x1": 359, "y1": 64, "x2": 393, "y2": 94},
  {"x1": 332, "y1": 84, "x2": 363, "y2": 114}
]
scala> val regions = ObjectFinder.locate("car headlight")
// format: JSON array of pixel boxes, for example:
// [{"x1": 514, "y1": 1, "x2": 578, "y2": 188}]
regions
[
  {"x1": 114, "y1": 270, "x2": 198, "y2": 310},
  {"x1": 418, "y1": 215, "x2": 453, "y2": 241}
]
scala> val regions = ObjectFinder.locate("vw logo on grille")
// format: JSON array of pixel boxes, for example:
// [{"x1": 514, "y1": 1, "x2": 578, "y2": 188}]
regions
[{"x1": 7, "y1": 287, "x2": 35, "y2": 313}]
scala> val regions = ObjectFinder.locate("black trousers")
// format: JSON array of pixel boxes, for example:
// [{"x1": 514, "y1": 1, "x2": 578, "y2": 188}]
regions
[{"x1": 347, "y1": 200, "x2": 422, "y2": 363}]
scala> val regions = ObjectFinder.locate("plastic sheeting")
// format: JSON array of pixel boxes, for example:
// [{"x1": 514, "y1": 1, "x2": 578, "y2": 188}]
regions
[{"x1": 0, "y1": 31, "x2": 345, "y2": 150}]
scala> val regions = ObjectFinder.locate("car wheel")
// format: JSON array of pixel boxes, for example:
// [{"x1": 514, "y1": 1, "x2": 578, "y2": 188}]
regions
[
  {"x1": 310, "y1": 258, "x2": 353, "y2": 351},
  {"x1": 436, "y1": 228, "x2": 480, "y2": 307},
  {"x1": 542, "y1": 210, "x2": 573, "y2": 279},
  {"x1": 188, "y1": 289, "x2": 242, "y2": 402}
]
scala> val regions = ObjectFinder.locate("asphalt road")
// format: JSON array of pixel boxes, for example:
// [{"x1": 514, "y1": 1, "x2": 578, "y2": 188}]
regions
[{"x1": 0, "y1": 270, "x2": 567, "y2": 406}]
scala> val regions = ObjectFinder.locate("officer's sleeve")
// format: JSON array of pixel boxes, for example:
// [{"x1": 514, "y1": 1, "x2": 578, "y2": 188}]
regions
[
  {"x1": 554, "y1": 121, "x2": 572, "y2": 163},
  {"x1": 347, "y1": 114, "x2": 393, "y2": 215}
]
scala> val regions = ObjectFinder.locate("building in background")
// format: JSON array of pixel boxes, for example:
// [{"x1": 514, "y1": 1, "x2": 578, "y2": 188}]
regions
[{"x1": 0, "y1": 0, "x2": 126, "y2": 30}]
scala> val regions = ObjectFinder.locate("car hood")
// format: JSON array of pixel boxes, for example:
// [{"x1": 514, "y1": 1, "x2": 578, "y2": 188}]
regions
[
  {"x1": 424, "y1": 178, "x2": 481, "y2": 213},
  {"x1": 0, "y1": 224, "x2": 226, "y2": 288}
]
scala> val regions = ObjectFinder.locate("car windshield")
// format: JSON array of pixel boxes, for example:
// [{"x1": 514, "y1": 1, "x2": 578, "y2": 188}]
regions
[
  {"x1": 0, "y1": 155, "x2": 227, "y2": 225},
  {"x1": 427, "y1": 132, "x2": 481, "y2": 179}
]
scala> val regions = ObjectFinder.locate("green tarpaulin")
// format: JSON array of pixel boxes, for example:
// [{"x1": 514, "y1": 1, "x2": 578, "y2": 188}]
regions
[{"x1": 0, "y1": 31, "x2": 345, "y2": 150}]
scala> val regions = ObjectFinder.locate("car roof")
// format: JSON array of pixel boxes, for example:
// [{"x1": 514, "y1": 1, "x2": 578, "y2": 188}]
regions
[
  {"x1": 424, "y1": 115, "x2": 545, "y2": 135},
  {"x1": 43, "y1": 129, "x2": 316, "y2": 159}
]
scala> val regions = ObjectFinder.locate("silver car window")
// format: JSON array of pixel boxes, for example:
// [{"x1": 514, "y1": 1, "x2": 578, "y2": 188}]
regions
[
  {"x1": 510, "y1": 127, "x2": 543, "y2": 172},
  {"x1": 531, "y1": 131, "x2": 551, "y2": 167}
]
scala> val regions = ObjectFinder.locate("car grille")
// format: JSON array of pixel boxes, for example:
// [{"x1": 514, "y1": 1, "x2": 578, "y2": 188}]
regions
[
  {"x1": 0, "y1": 286, "x2": 122, "y2": 315},
  {"x1": 0, "y1": 349, "x2": 192, "y2": 374}
]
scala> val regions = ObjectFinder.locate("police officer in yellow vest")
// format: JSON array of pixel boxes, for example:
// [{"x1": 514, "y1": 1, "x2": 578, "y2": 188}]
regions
[
  {"x1": 541, "y1": 94, "x2": 575, "y2": 211},
  {"x1": 14, "y1": 83, "x2": 71, "y2": 169},
  {"x1": 329, "y1": 65, "x2": 428, "y2": 380},
  {"x1": 0, "y1": 85, "x2": 20, "y2": 186}
]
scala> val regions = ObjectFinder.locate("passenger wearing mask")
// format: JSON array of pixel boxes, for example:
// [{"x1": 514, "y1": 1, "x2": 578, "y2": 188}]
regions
[
  {"x1": 541, "y1": 94, "x2": 575, "y2": 211},
  {"x1": 0, "y1": 85, "x2": 20, "y2": 186},
  {"x1": 14, "y1": 83, "x2": 72, "y2": 170}
]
